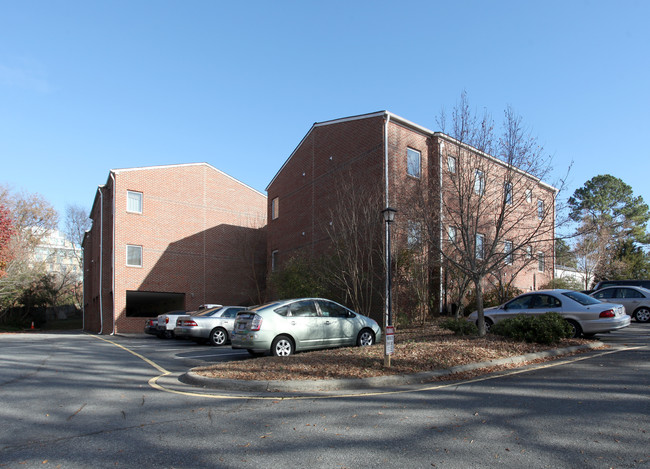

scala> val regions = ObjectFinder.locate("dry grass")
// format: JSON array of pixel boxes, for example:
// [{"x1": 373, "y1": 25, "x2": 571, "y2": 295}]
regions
[{"x1": 193, "y1": 323, "x2": 594, "y2": 381}]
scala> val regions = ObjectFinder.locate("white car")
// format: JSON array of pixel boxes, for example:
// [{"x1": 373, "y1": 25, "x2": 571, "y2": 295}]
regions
[
  {"x1": 467, "y1": 289, "x2": 631, "y2": 338},
  {"x1": 155, "y1": 310, "x2": 187, "y2": 338}
]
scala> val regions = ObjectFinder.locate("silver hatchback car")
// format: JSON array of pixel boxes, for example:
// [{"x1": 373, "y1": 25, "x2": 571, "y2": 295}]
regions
[{"x1": 231, "y1": 298, "x2": 382, "y2": 356}]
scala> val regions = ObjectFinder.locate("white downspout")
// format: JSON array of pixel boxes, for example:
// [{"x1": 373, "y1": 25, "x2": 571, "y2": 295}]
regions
[
  {"x1": 97, "y1": 187, "x2": 103, "y2": 335},
  {"x1": 439, "y1": 140, "x2": 445, "y2": 314},
  {"x1": 110, "y1": 172, "x2": 116, "y2": 335}
]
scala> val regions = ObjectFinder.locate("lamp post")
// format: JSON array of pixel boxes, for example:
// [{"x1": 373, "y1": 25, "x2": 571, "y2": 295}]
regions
[{"x1": 382, "y1": 206, "x2": 397, "y2": 368}]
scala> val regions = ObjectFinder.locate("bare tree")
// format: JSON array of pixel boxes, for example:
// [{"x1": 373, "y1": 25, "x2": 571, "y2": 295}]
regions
[
  {"x1": 63, "y1": 204, "x2": 91, "y2": 269},
  {"x1": 323, "y1": 173, "x2": 384, "y2": 319},
  {"x1": 404, "y1": 93, "x2": 564, "y2": 336}
]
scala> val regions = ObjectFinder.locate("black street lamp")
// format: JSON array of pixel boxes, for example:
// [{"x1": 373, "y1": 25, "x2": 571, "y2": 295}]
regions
[{"x1": 382, "y1": 206, "x2": 397, "y2": 367}]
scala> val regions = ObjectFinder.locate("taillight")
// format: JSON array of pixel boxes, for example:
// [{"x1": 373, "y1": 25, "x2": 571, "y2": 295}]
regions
[
  {"x1": 250, "y1": 314, "x2": 263, "y2": 331},
  {"x1": 183, "y1": 320, "x2": 198, "y2": 327},
  {"x1": 599, "y1": 309, "x2": 615, "y2": 318},
  {"x1": 165, "y1": 317, "x2": 169, "y2": 324}
]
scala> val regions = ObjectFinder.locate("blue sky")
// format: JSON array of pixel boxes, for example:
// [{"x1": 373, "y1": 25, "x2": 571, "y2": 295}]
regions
[{"x1": 1, "y1": 0, "x2": 649, "y2": 235}]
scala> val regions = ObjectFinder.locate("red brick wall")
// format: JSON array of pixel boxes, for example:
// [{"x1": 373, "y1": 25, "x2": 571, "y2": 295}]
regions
[{"x1": 84, "y1": 164, "x2": 266, "y2": 334}]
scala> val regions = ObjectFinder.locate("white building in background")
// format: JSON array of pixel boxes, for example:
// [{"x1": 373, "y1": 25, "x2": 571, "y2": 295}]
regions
[
  {"x1": 32, "y1": 229, "x2": 83, "y2": 280},
  {"x1": 555, "y1": 264, "x2": 591, "y2": 290}
]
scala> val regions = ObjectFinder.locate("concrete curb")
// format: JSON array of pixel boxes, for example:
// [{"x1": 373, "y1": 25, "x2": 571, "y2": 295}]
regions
[{"x1": 179, "y1": 342, "x2": 604, "y2": 393}]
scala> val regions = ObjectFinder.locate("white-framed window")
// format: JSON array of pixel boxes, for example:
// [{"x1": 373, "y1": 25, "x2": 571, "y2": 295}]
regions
[
  {"x1": 447, "y1": 225, "x2": 457, "y2": 244},
  {"x1": 538, "y1": 252, "x2": 545, "y2": 272},
  {"x1": 407, "y1": 148, "x2": 421, "y2": 178},
  {"x1": 407, "y1": 221, "x2": 421, "y2": 247},
  {"x1": 504, "y1": 240, "x2": 513, "y2": 265},
  {"x1": 537, "y1": 199, "x2": 544, "y2": 219},
  {"x1": 474, "y1": 169, "x2": 485, "y2": 195},
  {"x1": 271, "y1": 250, "x2": 278, "y2": 272},
  {"x1": 504, "y1": 182, "x2": 513, "y2": 205},
  {"x1": 126, "y1": 245, "x2": 142, "y2": 267},
  {"x1": 476, "y1": 233, "x2": 485, "y2": 260},
  {"x1": 447, "y1": 155, "x2": 456, "y2": 174},
  {"x1": 271, "y1": 197, "x2": 279, "y2": 220},
  {"x1": 525, "y1": 189, "x2": 532, "y2": 203},
  {"x1": 127, "y1": 191, "x2": 143, "y2": 214}
]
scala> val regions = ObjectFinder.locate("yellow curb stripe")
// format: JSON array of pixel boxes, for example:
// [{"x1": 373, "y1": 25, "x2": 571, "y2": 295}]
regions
[{"x1": 87, "y1": 333, "x2": 642, "y2": 401}]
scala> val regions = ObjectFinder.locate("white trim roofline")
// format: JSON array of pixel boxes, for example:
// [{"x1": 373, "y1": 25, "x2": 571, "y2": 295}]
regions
[
  {"x1": 265, "y1": 110, "x2": 557, "y2": 193},
  {"x1": 111, "y1": 162, "x2": 266, "y2": 198}
]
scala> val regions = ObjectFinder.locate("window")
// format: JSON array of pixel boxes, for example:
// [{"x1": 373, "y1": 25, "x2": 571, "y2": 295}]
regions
[
  {"x1": 407, "y1": 221, "x2": 421, "y2": 247},
  {"x1": 127, "y1": 191, "x2": 143, "y2": 214},
  {"x1": 126, "y1": 245, "x2": 142, "y2": 267},
  {"x1": 526, "y1": 246, "x2": 532, "y2": 259},
  {"x1": 448, "y1": 226, "x2": 457, "y2": 244},
  {"x1": 537, "y1": 199, "x2": 544, "y2": 219},
  {"x1": 447, "y1": 155, "x2": 456, "y2": 174},
  {"x1": 476, "y1": 234, "x2": 484, "y2": 260},
  {"x1": 271, "y1": 250, "x2": 278, "y2": 272},
  {"x1": 474, "y1": 169, "x2": 485, "y2": 195},
  {"x1": 525, "y1": 189, "x2": 532, "y2": 203},
  {"x1": 271, "y1": 197, "x2": 279, "y2": 220},
  {"x1": 407, "y1": 148, "x2": 421, "y2": 178},
  {"x1": 504, "y1": 182, "x2": 513, "y2": 205},
  {"x1": 538, "y1": 252, "x2": 545, "y2": 272},
  {"x1": 504, "y1": 240, "x2": 513, "y2": 265}
]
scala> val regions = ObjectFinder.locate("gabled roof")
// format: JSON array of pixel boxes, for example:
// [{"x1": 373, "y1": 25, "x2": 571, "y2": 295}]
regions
[
  {"x1": 266, "y1": 111, "x2": 557, "y2": 193},
  {"x1": 89, "y1": 162, "x2": 265, "y2": 219},
  {"x1": 110, "y1": 162, "x2": 265, "y2": 197},
  {"x1": 266, "y1": 111, "x2": 435, "y2": 191}
]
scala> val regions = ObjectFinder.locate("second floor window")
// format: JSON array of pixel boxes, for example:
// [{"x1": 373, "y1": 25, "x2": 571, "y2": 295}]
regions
[
  {"x1": 504, "y1": 240, "x2": 513, "y2": 264},
  {"x1": 407, "y1": 221, "x2": 422, "y2": 247},
  {"x1": 538, "y1": 252, "x2": 545, "y2": 272},
  {"x1": 476, "y1": 233, "x2": 485, "y2": 260},
  {"x1": 126, "y1": 245, "x2": 142, "y2": 267},
  {"x1": 407, "y1": 148, "x2": 421, "y2": 178},
  {"x1": 537, "y1": 200, "x2": 544, "y2": 219}
]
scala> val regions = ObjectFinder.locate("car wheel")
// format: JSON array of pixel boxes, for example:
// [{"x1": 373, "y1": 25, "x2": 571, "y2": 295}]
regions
[
  {"x1": 633, "y1": 307, "x2": 650, "y2": 323},
  {"x1": 357, "y1": 329, "x2": 375, "y2": 346},
  {"x1": 480, "y1": 318, "x2": 494, "y2": 333},
  {"x1": 566, "y1": 319, "x2": 582, "y2": 338},
  {"x1": 163, "y1": 330, "x2": 174, "y2": 339},
  {"x1": 271, "y1": 335, "x2": 294, "y2": 357},
  {"x1": 209, "y1": 327, "x2": 228, "y2": 346}
]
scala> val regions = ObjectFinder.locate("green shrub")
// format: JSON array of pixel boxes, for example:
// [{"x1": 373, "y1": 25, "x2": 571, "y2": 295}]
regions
[
  {"x1": 490, "y1": 312, "x2": 573, "y2": 345},
  {"x1": 440, "y1": 318, "x2": 479, "y2": 336}
]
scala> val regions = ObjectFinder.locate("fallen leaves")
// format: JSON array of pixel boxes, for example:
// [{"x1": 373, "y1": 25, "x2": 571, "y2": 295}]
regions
[{"x1": 193, "y1": 322, "x2": 592, "y2": 381}]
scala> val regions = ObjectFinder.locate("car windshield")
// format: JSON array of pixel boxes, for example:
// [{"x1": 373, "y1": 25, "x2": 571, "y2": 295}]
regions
[{"x1": 562, "y1": 291, "x2": 601, "y2": 305}]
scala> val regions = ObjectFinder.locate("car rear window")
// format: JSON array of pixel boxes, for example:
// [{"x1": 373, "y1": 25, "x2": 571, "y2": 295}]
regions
[{"x1": 563, "y1": 291, "x2": 601, "y2": 305}]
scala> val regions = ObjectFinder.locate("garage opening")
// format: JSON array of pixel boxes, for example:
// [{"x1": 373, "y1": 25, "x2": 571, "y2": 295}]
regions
[{"x1": 126, "y1": 291, "x2": 185, "y2": 317}]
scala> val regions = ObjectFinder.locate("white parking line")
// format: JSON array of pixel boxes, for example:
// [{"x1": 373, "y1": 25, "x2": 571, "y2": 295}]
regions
[{"x1": 175, "y1": 352, "x2": 247, "y2": 359}]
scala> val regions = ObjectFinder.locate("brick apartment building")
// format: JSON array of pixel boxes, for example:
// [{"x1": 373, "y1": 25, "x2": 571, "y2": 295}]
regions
[
  {"x1": 83, "y1": 163, "x2": 266, "y2": 334},
  {"x1": 266, "y1": 111, "x2": 556, "y2": 321}
]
